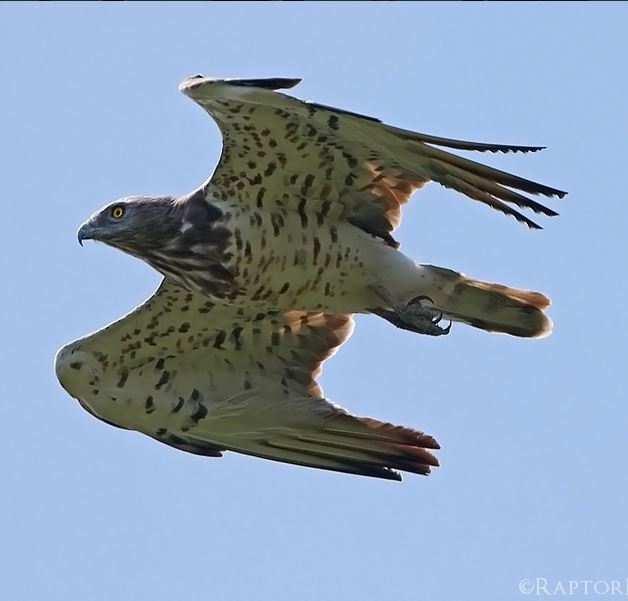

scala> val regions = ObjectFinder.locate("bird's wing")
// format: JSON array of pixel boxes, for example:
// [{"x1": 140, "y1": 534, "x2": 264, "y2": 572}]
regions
[
  {"x1": 56, "y1": 280, "x2": 438, "y2": 481},
  {"x1": 180, "y1": 76, "x2": 566, "y2": 239}
]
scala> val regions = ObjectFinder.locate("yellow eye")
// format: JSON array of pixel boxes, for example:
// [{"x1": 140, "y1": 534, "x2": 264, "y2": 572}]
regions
[{"x1": 111, "y1": 206, "x2": 125, "y2": 219}]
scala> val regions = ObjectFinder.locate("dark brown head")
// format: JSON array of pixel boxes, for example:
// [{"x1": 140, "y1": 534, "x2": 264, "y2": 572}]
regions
[{"x1": 77, "y1": 193, "x2": 230, "y2": 290}]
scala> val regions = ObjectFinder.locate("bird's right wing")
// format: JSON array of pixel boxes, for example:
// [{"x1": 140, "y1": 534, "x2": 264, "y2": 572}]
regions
[{"x1": 56, "y1": 280, "x2": 438, "y2": 481}]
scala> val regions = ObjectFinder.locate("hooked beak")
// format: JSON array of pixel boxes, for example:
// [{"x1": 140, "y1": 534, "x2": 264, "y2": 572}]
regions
[{"x1": 77, "y1": 222, "x2": 95, "y2": 247}]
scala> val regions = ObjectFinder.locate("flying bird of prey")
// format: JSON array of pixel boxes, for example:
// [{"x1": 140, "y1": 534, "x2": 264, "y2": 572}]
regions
[{"x1": 56, "y1": 76, "x2": 566, "y2": 481}]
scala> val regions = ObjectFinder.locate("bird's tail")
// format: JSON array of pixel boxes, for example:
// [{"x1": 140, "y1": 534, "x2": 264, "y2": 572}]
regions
[{"x1": 420, "y1": 264, "x2": 552, "y2": 338}]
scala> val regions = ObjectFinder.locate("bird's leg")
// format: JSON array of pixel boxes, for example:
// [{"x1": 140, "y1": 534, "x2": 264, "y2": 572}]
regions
[{"x1": 370, "y1": 287, "x2": 452, "y2": 337}]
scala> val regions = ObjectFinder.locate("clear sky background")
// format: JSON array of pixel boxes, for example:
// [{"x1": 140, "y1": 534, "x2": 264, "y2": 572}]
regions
[{"x1": 2, "y1": 3, "x2": 627, "y2": 600}]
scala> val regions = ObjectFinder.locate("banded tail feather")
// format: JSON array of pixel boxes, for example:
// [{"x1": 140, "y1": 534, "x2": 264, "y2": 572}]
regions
[{"x1": 421, "y1": 265, "x2": 552, "y2": 338}]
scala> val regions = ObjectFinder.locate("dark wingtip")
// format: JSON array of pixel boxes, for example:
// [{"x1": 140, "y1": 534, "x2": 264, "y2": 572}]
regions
[
  {"x1": 537, "y1": 187, "x2": 568, "y2": 199},
  {"x1": 181, "y1": 76, "x2": 302, "y2": 93},
  {"x1": 388, "y1": 469, "x2": 403, "y2": 482},
  {"x1": 491, "y1": 145, "x2": 546, "y2": 154},
  {"x1": 224, "y1": 77, "x2": 302, "y2": 91}
]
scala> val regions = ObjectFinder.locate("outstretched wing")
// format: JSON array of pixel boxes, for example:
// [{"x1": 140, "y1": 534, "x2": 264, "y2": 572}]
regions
[
  {"x1": 56, "y1": 280, "x2": 438, "y2": 481},
  {"x1": 180, "y1": 75, "x2": 566, "y2": 240}
]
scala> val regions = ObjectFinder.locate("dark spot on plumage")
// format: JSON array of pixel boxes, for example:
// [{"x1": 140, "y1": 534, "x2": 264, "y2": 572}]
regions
[
  {"x1": 145, "y1": 396, "x2": 155, "y2": 412},
  {"x1": 178, "y1": 322, "x2": 191, "y2": 333},
  {"x1": 279, "y1": 282, "x2": 290, "y2": 294},
  {"x1": 271, "y1": 213, "x2": 284, "y2": 236},
  {"x1": 213, "y1": 330, "x2": 226, "y2": 349},
  {"x1": 313, "y1": 237, "x2": 321, "y2": 263},
  {"x1": 301, "y1": 174, "x2": 315, "y2": 196},
  {"x1": 156, "y1": 428, "x2": 167, "y2": 436},
  {"x1": 298, "y1": 198, "x2": 308, "y2": 227},
  {"x1": 172, "y1": 397, "x2": 185, "y2": 413},
  {"x1": 155, "y1": 371, "x2": 170, "y2": 389},
  {"x1": 69, "y1": 361, "x2": 82, "y2": 370},
  {"x1": 231, "y1": 326, "x2": 243, "y2": 350},
  {"x1": 256, "y1": 187, "x2": 266, "y2": 208},
  {"x1": 116, "y1": 369, "x2": 129, "y2": 388},
  {"x1": 264, "y1": 162, "x2": 277, "y2": 176},
  {"x1": 342, "y1": 152, "x2": 358, "y2": 169},
  {"x1": 190, "y1": 402, "x2": 207, "y2": 424},
  {"x1": 251, "y1": 285, "x2": 266, "y2": 301},
  {"x1": 271, "y1": 332, "x2": 281, "y2": 346}
]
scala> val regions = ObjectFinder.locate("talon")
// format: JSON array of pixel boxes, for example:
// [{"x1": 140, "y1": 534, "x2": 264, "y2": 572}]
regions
[
  {"x1": 431, "y1": 312, "x2": 443, "y2": 325},
  {"x1": 441, "y1": 320, "x2": 453, "y2": 335}
]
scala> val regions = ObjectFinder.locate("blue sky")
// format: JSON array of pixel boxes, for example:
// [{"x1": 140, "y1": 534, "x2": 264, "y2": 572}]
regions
[{"x1": 2, "y1": 3, "x2": 627, "y2": 600}]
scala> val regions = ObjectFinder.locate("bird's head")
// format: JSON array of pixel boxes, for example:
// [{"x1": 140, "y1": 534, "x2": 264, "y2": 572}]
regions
[{"x1": 77, "y1": 195, "x2": 182, "y2": 256}]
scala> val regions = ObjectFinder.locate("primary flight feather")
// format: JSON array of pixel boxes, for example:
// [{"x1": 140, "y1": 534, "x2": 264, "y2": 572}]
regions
[{"x1": 56, "y1": 76, "x2": 566, "y2": 481}]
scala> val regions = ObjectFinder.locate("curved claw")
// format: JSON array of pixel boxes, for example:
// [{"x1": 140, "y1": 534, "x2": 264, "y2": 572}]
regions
[
  {"x1": 440, "y1": 320, "x2": 453, "y2": 335},
  {"x1": 431, "y1": 311, "x2": 443, "y2": 325},
  {"x1": 410, "y1": 295, "x2": 435, "y2": 306}
]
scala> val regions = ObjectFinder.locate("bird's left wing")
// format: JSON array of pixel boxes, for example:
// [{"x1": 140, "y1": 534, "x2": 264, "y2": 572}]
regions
[
  {"x1": 180, "y1": 75, "x2": 565, "y2": 240},
  {"x1": 56, "y1": 280, "x2": 438, "y2": 481}
]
